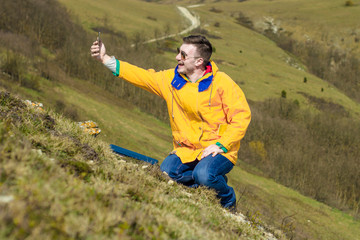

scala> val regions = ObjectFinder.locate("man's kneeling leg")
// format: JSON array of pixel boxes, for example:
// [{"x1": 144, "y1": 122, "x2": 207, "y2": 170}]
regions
[
  {"x1": 160, "y1": 154, "x2": 198, "y2": 187},
  {"x1": 192, "y1": 154, "x2": 236, "y2": 208}
]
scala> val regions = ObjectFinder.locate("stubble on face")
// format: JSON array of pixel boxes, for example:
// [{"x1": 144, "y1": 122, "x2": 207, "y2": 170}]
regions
[{"x1": 176, "y1": 44, "x2": 198, "y2": 75}]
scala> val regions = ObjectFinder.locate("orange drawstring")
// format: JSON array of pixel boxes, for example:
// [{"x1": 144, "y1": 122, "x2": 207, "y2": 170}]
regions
[{"x1": 208, "y1": 82, "x2": 213, "y2": 109}]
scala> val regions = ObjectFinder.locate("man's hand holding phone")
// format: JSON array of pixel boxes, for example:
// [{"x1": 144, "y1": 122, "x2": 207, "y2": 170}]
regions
[{"x1": 90, "y1": 32, "x2": 110, "y2": 63}]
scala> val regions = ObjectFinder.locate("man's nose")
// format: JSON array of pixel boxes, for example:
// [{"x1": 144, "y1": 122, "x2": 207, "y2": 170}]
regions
[{"x1": 175, "y1": 52, "x2": 181, "y2": 61}]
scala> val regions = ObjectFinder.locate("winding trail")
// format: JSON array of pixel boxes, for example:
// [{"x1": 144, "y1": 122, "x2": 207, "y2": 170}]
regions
[{"x1": 143, "y1": 6, "x2": 200, "y2": 44}]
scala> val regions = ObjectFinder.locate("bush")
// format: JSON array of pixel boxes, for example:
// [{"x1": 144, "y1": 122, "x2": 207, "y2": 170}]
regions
[
  {"x1": 0, "y1": 0, "x2": 75, "y2": 50},
  {"x1": 209, "y1": 7, "x2": 223, "y2": 13},
  {"x1": 263, "y1": 29, "x2": 360, "y2": 103},
  {"x1": 345, "y1": 0, "x2": 354, "y2": 6},
  {"x1": 239, "y1": 98, "x2": 360, "y2": 216},
  {"x1": 234, "y1": 11, "x2": 254, "y2": 29},
  {"x1": 0, "y1": 31, "x2": 40, "y2": 57},
  {"x1": 21, "y1": 75, "x2": 41, "y2": 91},
  {"x1": 1, "y1": 51, "x2": 26, "y2": 81}
]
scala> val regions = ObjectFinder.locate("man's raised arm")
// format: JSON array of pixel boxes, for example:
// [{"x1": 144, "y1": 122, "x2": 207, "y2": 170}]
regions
[{"x1": 90, "y1": 39, "x2": 167, "y2": 99}]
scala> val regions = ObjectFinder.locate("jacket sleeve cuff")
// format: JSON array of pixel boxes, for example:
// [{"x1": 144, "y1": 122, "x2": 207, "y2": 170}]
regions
[
  {"x1": 104, "y1": 56, "x2": 120, "y2": 76},
  {"x1": 216, "y1": 142, "x2": 228, "y2": 153}
]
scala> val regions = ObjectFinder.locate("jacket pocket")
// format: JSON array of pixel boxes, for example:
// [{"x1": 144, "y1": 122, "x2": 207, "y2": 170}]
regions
[
  {"x1": 172, "y1": 131, "x2": 195, "y2": 148},
  {"x1": 202, "y1": 130, "x2": 221, "y2": 142}
]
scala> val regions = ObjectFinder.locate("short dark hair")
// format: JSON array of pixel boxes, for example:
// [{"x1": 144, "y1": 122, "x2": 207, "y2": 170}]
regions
[{"x1": 183, "y1": 35, "x2": 212, "y2": 66}]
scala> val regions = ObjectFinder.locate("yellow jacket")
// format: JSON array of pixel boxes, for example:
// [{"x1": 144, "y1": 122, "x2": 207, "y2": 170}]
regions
[{"x1": 115, "y1": 60, "x2": 251, "y2": 164}]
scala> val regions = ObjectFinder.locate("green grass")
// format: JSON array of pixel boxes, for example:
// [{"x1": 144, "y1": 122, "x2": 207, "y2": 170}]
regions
[
  {"x1": 2, "y1": 65, "x2": 359, "y2": 239},
  {"x1": 2, "y1": 0, "x2": 360, "y2": 239},
  {"x1": 176, "y1": 0, "x2": 360, "y2": 54},
  {"x1": 55, "y1": 78, "x2": 173, "y2": 160},
  {"x1": 230, "y1": 166, "x2": 360, "y2": 239},
  {"x1": 59, "y1": 0, "x2": 360, "y2": 117},
  {"x1": 0, "y1": 63, "x2": 172, "y2": 161},
  {"x1": 184, "y1": 1, "x2": 360, "y2": 116},
  {"x1": 211, "y1": 0, "x2": 360, "y2": 54},
  {"x1": 58, "y1": 0, "x2": 184, "y2": 38},
  {"x1": 0, "y1": 91, "x2": 275, "y2": 240},
  {"x1": 2, "y1": 86, "x2": 360, "y2": 239}
]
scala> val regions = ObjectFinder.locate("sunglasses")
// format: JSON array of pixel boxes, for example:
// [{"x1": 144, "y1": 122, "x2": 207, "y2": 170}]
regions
[{"x1": 177, "y1": 47, "x2": 201, "y2": 61}]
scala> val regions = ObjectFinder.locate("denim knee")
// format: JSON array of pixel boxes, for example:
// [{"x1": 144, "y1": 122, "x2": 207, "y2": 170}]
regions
[
  {"x1": 193, "y1": 167, "x2": 216, "y2": 187},
  {"x1": 160, "y1": 161, "x2": 170, "y2": 174},
  {"x1": 160, "y1": 154, "x2": 198, "y2": 185},
  {"x1": 160, "y1": 155, "x2": 180, "y2": 179}
]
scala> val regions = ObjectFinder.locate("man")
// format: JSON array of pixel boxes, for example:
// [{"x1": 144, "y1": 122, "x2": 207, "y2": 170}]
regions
[{"x1": 90, "y1": 35, "x2": 251, "y2": 209}]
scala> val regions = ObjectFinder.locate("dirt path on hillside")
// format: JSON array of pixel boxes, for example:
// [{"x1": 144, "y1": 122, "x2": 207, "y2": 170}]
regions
[{"x1": 143, "y1": 6, "x2": 200, "y2": 44}]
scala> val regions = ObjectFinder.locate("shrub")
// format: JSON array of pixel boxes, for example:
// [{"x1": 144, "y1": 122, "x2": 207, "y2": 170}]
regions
[
  {"x1": 298, "y1": 91, "x2": 349, "y2": 117},
  {"x1": 147, "y1": 16, "x2": 157, "y2": 21},
  {"x1": 345, "y1": 0, "x2": 354, "y2": 6},
  {"x1": 0, "y1": 0, "x2": 73, "y2": 50},
  {"x1": 21, "y1": 74, "x2": 41, "y2": 91},
  {"x1": 263, "y1": 29, "x2": 360, "y2": 102},
  {"x1": 209, "y1": 7, "x2": 223, "y2": 13},
  {"x1": 1, "y1": 51, "x2": 26, "y2": 81},
  {"x1": 63, "y1": 105, "x2": 80, "y2": 121},
  {"x1": 239, "y1": 97, "x2": 360, "y2": 216},
  {"x1": 249, "y1": 141, "x2": 267, "y2": 161},
  {"x1": 0, "y1": 31, "x2": 40, "y2": 57},
  {"x1": 234, "y1": 12, "x2": 254, "y2": 29},
  {"x1": 191, "y1": 27, "x2": 222, "y2": 39}
]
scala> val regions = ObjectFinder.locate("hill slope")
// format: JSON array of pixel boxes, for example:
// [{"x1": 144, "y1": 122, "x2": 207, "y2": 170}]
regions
[
  {"x1": 0, "y1": 91, "x2": 279, "y2": 239},
  {"x1": 58, "y1": 0, "x2": 360, "y2": 116},
  {"x1": 1, "y1": 0, "x2": 360, "y2": 239},
  {"x1": 2, "y1": 89, "x2": 360, "y2": 239}
]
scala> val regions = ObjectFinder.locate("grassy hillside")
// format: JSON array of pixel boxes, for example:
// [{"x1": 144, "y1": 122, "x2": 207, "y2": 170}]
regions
[
  {"x1": 183, "y1": 0, "x2": 360, "y2": 103},
  {"x1": 0, "y1": 91, "x2": 277, "y2": 240},
  {"x1": 2, "y1": 0, "x2": 360, "y2": 239},
  {"x1": 2, "y1": 89, "x2": 360, "y2": 239},
  {"x1": 0, "y1": 64, "x2": 172, "y2": 161},
  {"x1": 59, "y1": 0, "x2": 360, "y2": 115},
  {"x1": 166, "y1": 0, "x2": 360, "y2": 54},
  {"x1": 53, "y1": 77, "x2": 173, "y2": 161},
  {"x1": 230, "y1": 166, "x2": 360, "y2": 240},
  {"x1": 58, "y1": 0, "x2": 184, "y2": 39},
  {"x1": 190, "y1": 0, "x2": 360, "y2": 110},
  {"x1": 210, "y1": 0, "x2": 360, "y2": 54}
]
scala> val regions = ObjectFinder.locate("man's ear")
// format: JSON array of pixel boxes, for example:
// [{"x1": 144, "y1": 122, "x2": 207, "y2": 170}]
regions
[{"x1": 195, "y1": 58, "x2": 204, "y2": 67}]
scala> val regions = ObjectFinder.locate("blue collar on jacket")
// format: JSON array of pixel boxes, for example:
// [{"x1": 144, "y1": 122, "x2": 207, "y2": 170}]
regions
[{"x1": 171, "y1": 63, "x2": 213, "y2": 92}]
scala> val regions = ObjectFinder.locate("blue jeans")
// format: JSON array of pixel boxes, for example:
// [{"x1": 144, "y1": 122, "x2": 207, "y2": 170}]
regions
[{"x1": 160, "y1": 154, "x2": 236, "y2": 208}]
